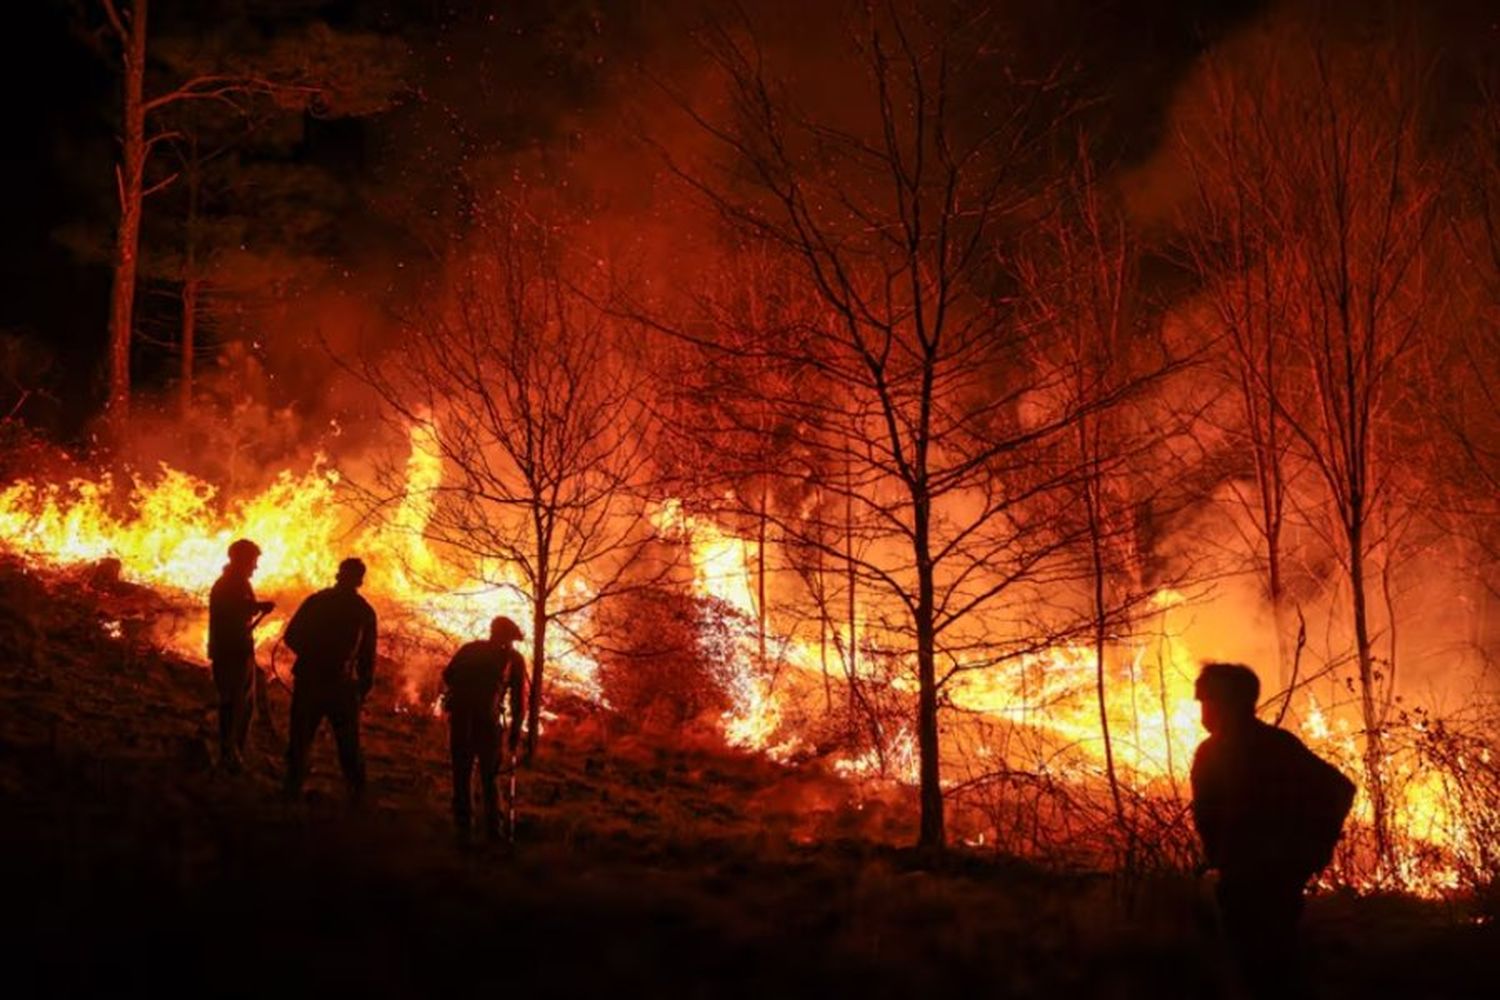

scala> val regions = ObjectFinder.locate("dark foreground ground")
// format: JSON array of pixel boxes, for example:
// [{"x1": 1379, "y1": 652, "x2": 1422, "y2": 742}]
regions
[{"x1": 0, "y1": 558, "x2": 1494, "y2": 999}]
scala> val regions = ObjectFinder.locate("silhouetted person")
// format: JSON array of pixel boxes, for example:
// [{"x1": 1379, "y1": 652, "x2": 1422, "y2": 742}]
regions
[
  {"x1": 441, "y1": 615, "x2": 526, "y2": 845},
  {"x1": 1191, "y1": 662, "x2": 1355, "y2": 997},
  {"x1": 282, "y1": 558, "x2": 378, "y2": 803},
  {"x1": 207, "y1": 539, "x2": 274, "y2": 773}
]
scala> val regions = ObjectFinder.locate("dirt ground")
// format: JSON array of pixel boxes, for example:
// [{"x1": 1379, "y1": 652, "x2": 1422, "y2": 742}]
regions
[{"x1": 0, "y1": 557, "x2": 1493, "y2": 998}]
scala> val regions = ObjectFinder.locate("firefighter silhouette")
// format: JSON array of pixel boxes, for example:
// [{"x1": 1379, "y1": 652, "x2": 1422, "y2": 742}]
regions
[
  {"x1": 441, "y1": 615, "x2": 526, "y2": 844},
  {"x1": 207, "y1": 539, "x2": 274, "y2": 772},
  {"x1": 1191, "y1": 661, "x2": 1355, "y2": 996},
  {"x1": 281, "y1": 557, "x2": 378, "y2": 802}
]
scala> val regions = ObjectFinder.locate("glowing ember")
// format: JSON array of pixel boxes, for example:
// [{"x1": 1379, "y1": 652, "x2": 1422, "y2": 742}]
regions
[{"x1": 652, "y1": 500, "x2": 790, "y2": 755}]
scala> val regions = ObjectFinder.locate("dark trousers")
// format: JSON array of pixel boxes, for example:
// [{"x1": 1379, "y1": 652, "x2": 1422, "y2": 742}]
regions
[
  {"x1": 1218, "y1": 872, "x2": 1307, "y2": 997},
  {"x1": 284, "y1": 681, "x2": 365, "y2": 800},
  {"x1": 211, "y1": 654, "x2": 253, "y2": 766},
  {"x1": 450, "y1": 712, "x2": 502, "y2": 834}
]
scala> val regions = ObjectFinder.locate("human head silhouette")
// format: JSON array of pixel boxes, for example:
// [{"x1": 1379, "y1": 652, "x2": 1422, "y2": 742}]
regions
[
  {"x1": 489, "y1": 615, "x2": 523, "y2": 644},
  {"x1": 335, "y1": 557, "x2": 367, "y2": 589},
  {"x1": 1195, "y1": 661, "x2": 1260, "y2": 734},
  {"x1": 227, "y1": 538, "x2": 261, "y2": 576}
]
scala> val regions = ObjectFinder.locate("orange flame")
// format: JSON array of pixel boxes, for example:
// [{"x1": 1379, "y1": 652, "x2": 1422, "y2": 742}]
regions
[
  {"x1": 0, "y1": 431, "x2": 1488, "y2": 895},
  {"x1": 0, "y1": 424, "x2": 600, "y2": 704}
]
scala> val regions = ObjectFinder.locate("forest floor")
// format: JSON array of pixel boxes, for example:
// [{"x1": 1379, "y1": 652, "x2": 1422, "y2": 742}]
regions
[{"x1": 0, "y1": 556, "x2": 1494, "y2": 999}]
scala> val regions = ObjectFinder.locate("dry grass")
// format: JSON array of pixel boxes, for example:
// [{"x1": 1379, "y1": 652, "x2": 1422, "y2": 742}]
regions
[{"x1": 0, "y1": 556, "x2": 1493, "y2": 998}]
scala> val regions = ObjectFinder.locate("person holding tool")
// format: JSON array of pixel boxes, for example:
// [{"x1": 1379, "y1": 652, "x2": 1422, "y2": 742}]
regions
[
  {"x1": 207, "y1": 538, "x2": 275, "y2": 773},
  {"x1": 441, "y1": 615, "x2": 526, "y2": 846}
]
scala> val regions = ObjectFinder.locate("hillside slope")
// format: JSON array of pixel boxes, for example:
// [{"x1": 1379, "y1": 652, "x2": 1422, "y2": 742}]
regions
[{"x1": 0, "y1": 557, "x2": 1492, "y2": 998}]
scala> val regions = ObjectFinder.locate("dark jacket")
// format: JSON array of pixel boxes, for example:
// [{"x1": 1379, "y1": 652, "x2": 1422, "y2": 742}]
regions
[
  {"x1": 1191, "y1": 718, "x2": 1356, "y2": 882},
  {"x1": 442, "y1": 641, "x2": 525, "y2": 728},
  {"x1": 208, "y1": 569, "x2": 260, "y2": 662},
  {"x1": 283, "y1": 585, "x2": 378, "y2": 692}
]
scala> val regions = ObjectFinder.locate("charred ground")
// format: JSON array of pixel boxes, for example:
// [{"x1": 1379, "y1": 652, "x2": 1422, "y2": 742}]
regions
[{"x1": 0, "y1": 557, "x2": 1492, "y2": 999}]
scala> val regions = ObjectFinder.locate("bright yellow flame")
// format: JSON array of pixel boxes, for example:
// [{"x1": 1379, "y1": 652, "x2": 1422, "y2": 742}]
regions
[
  {"x1": 1, "y1": 436, "x2": 1487, "y2": 896},
  {"x1": 655, "y1": 503, "x2": 1483, "y2": 896},
  {"x1": 651, "y1": 500, "x2": 790, "y2": 755},
  {"x1": 0, "y1": 425, "x2": 599, "y2": 702}
]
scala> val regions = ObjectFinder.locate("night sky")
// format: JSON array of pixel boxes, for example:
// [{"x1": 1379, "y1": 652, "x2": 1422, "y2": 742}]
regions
[{"x1": 20, "y1": 0, "x2": 1498, "y2": 435}]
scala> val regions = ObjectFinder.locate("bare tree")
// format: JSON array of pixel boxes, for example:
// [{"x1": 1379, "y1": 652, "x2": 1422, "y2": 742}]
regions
[
  {"x1": 1173, "y1": 23, "x2": 1444, "y2": 875},
  {"x1": 1439, "y1": 63, "x2": 1500, "y2": 586},
  {"x1": 658, "y1": 251, "x2": 892, "y2": 764},
  {"x1": 93, "y1": 1, "x2": 400, "y2": 426},
  {"x1": 1016, "y1": 138, "x2": 1194, "y2": 866},
  {"x1": 1281, "y1": 45, "x2": 1442, "y2": 878},
  {"x1": 357, "y1": 208, "x2": 661, "y2": 759},
  {"x1": 663, "y1": 246, "x2": 806, "y2": 672},
  {"x1": 1174, "y1": 53, "x2": 1307, "y2": 705},
  {"x1": 647, "y1": 3, "x2": 1171, "y2": 849}
]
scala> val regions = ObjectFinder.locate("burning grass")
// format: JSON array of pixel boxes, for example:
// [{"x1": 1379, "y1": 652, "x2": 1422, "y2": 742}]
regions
[
  {"x1": 0, "y1": 553, "x2": 1496, "y2": 997},
  {"x1": 2, "y1": 436, "x2": 1499, "y2": 899}
]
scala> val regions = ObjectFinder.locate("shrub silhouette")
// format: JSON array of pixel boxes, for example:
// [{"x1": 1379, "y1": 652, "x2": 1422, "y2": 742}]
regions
[{"x1": 595, "y1": 587, "x2": 750, "y2": 733}]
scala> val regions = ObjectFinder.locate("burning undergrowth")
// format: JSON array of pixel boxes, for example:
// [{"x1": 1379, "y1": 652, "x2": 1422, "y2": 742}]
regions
[
  {"x1": 6, "y1": 543, "x2": 1499, "y2": 998},
  {"x1": 2, "y1": 431, "x2": 1499, "y2": 900}
]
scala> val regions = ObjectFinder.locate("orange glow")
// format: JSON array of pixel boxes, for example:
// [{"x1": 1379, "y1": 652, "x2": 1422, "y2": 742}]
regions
[
  {"x1": 653, "y1": 514, "x2": 1487, "y2": 896},
  {"x1": 0, "y1": 424, "x2": 600, "y2": 705},
  {"x1": 651, "y1": 500, "x2": 792, "y2": 756},
  {"x1": 0, "y1": 429, "x2": 1489, "y2": 896}
]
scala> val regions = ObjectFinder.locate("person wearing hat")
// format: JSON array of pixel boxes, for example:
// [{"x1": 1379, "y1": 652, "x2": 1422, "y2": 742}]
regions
[
  {"x1": 441, "y1": 615, "x2": 527, "y2": 844},
  {"x1": 207, "y1": 539, "x2": 275, "y2": 773},
  {"x1": 282, "y1": 557, "x2": 379, "y2": 803}
]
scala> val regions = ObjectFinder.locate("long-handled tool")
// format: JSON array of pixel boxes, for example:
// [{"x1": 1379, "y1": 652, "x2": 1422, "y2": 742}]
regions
[
  {"x1": 505, "y1": 741, "x2": 519, "y2": 844},
  {"x1": 501, "y1": 701, "x2": 519, "y2": 851},
  {"x1": 250, "y1": 607, "x2": 283, "y2": 742},
  {"x1": 499, "y1": 697, "x2": 519, "y2": 844}
]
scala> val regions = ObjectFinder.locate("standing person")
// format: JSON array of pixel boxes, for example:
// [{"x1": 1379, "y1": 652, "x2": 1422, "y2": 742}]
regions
[
  {"x1": 207, "y1": 539, "x2": 274, "y2": 773},
  {"x1": 441, "y1": 615, "x2": 526, "y2": 845},
  {"x1": 1191, "y1": 661, "x2": 1355, "y2": 997},
  {"x1": 282, "y1": 558, "x2": 378, "y2": 803}
]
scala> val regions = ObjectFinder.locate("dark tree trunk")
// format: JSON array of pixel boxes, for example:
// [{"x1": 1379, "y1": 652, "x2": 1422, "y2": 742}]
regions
[
  {"x1": 180, "y1": 277, "x2": 197, "y2": 418},
  {"x1": 913, "y1": 491, "x2": 943, "y2": 851},
  {"x1": 1085, "y1": 456, "x2": 1130, "y2": 863},
  {"x1": 107, "y1": 0, "x2": 148, "y2": 428},
  {"x1": 525, "y1": 601, "x2": 546, "y2": 762},
  {"x1": 757, "y1": 484, "x2": 768, "y2": 668},
  {"x1": 179, "y1": 139, "x2": 199, "y2": 420},
  {"x1": 1348, "y1": 516, "x2": 1391, "y2": 872}
]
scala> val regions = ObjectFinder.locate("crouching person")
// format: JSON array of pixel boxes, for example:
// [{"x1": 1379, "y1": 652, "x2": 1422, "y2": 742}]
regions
[
  {"x1": 442, "y1": 615, "x2": 526, "y2": 845},
  {"x1": 282, "y1": 558, "x2": 378, "y2": 804},
  {"x1": 1191, "y1": 662, "x2": 1356, "y2": 997}
]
